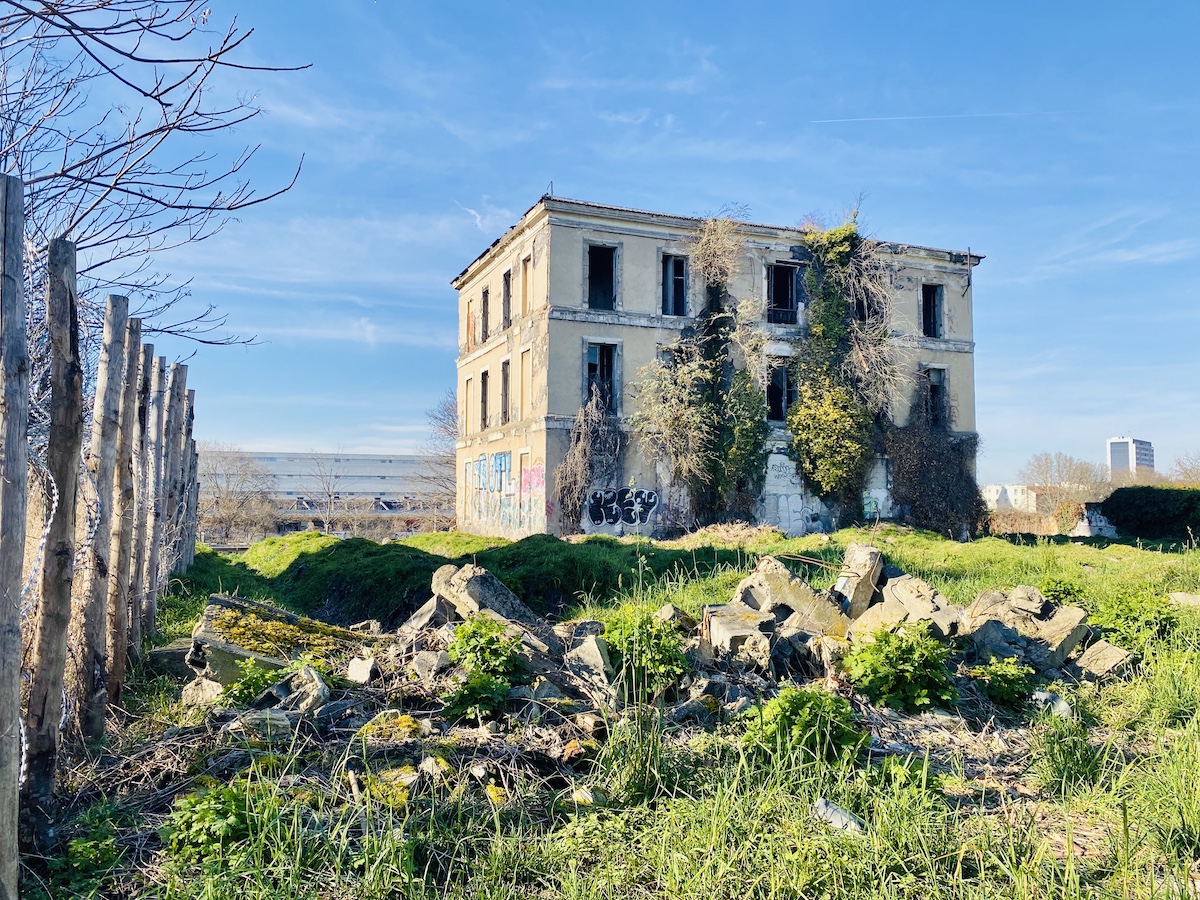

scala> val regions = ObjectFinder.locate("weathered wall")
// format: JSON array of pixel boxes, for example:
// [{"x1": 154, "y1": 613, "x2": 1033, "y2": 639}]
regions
[{"x1": 453, "y1": 198, "x2": 979, "y2": 539}]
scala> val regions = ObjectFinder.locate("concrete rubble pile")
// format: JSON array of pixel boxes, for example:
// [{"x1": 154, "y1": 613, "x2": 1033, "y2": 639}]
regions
[{"x1": 157, "y1": 543, "x2": 1135, "y2": 754}]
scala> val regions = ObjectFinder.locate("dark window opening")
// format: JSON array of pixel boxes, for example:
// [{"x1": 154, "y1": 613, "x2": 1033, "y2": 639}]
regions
[
  {"x1": 480, "y1": 288, "x2": 490, "y2": 342},
  {"x1": 767, "y1": 362, "x2": 796, "y2": 422},
  {"x1": 502, "y1": 271, "x2": 512, "y2": 329},
  {"x1": 767, "y1": 264, "x2": 804, "y2": 324},
  {"x1": 480, "y1": 370, "x2": 489, "y2": 429},
  {"x1": 923, "y1": 367, "x2": 948, "y2": 428},
  {"x1": 588, "y1": 245, "x2": 616, "y2": 310},
  {"x1": 921, "y1": 284, "x2": 943, "y2": 338},
  {"x1": 662, "y1": 254, "x2": 687, "y2": 316},
  {"x1": 500, "y1": 361, "x2": 510, "y2": 425},
  {"x1": 587, "y1": 343, "x2": 616, "y2": 412}
]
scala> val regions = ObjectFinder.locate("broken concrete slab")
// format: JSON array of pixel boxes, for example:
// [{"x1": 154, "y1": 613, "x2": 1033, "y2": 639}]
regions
[
  {"x1": 146, "y1": 639, "x2": 197, "y2": 681},
  {"x1": 704, "y1": 602, "x2": 775, "y2": 664},
  {"x1": 185, "y1": 635, "x2": 288, "y2": 686},
  {"x1": 833, "y1": 543, "x2": 884, "y2": 619},
  {"x1": 399, "y1": 596, "x2": 459, "y2": 637},
  {"x1": 1066, "y1": 640, "x2": 1131, "y2": 681},
  {"x1": 731, "y1": 556, "x2": 802, "y2": 611},
  {"x1": 275, "y1": 665, "x2": 330, "y2": 715},
  {"x1": 881, "y1": 574, "x2": 941, "y2": 619},
  {"x1": 1026, "y1": 606, "x2": 1089, "y2": 671},
  {"x1": 222, "y1": 709, "x2": 294, "y2": 743},
  {"x1": 961, "y1": 587, "x2": 1089, "y2": 673},
  {"x1": 847, "y1": 596, "x2": 909, "y2": 643},
  {"x1": 565, "y1": 635, "x2": 614, "y2": 686},
  {"x1": 434, "y1": 564, "x2": 563, "y2": 657}
]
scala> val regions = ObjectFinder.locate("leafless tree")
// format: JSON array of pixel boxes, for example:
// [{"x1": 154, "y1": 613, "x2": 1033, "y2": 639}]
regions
[
  {"x1": 1017, "y1": 451, "x2": 1109, "y2": 510},
  {"x1": 196, "y1": 441, "x2": 275, "y2": 544},
  {"x1": 1173, "y1": 450, "x2": 1200, "y2": 487},
  {"x1": 307, "y1": 451, "x2": 345, "y2": 535},
  {"x1": 0, "y1": 1, "x2": 304, "y2": 344},
  {"x1": 416, "y1": 388, "x2": 457, "y2": 530}
]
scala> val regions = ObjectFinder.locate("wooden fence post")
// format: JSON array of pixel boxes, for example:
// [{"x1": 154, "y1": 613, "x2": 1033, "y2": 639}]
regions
[
  {"x1": 127, "y1": 344, "x2": 152, "y2": 652},
  {"x1": 141, "y1": 357, "x2": 166, "y2": 634},
  {"x1": 21, "y1": 237, "x2": 84, "y2": 849},
  {"x1": 159, "y1": 364, "x2": 186, "y2": 578},
  {"x1": 0, "y1": 173, "x2": 27, "y2": 900},
  {"x1": 68, "y1": 294, "x2": 128, "y2": 742},
  {"x1": 105, "y1": 318, "x2": 141, "y2": 705}
]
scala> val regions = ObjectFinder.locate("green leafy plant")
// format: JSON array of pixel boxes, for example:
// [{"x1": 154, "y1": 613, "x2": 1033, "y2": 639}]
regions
[
  {"x1": 41, "y1": 803, "x2": 130, "y2": 899},
  {"x1": 441, "y1": 671, "x2": 511, "y2": 723},
  {"x1": 843, "y1": 623, "x2": 957, "y2": 712},
  {"x1": 969, "y1": 657, "x2": 1035, "y2": 709},
  {"x1": 1030, "y1": 714, "x2": 1107, "y2": 797},
  {"x1": 222, "y1": 652, "x2": 329, "y2": 707},
  {"x1": 604, "y1": 606, "x2": 688, "y2": 698},
  {"x1": 1089, "y1": 588, "x2": 1178, "y2": 656},
  {"x1": 741, "y1": 686, "x2": 866, "y2": 763},
  {"x1": 161, "y1": 784, "x2": 254, "y2": 864},
  {"x1": 448, "y1": 613, "x2": 521, "y2": 678}
]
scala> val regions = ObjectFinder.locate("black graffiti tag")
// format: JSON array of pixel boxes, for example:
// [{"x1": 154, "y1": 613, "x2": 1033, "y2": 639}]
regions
[{"x1": 587, "y1": 487, "x2": 659, "y2": 526}]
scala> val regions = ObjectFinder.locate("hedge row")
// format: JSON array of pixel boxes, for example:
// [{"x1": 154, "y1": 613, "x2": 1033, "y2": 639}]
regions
[{"x1": 1101, "y1": 486, "x2": 1200, "y2": 541}]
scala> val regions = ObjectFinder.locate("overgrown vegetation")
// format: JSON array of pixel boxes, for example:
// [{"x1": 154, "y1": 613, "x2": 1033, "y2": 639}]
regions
[
  {"x1": 843, "y1": 622, "x2": 957, "y2": 712},
  {"x1": 554, "y1": 387, "x2": 623, "y2": 534},
  {"x1": 1102, "y1": 485, "x2": 1200, "y2": 540},
  {"x1": 73, "y1": 526, "x2": 1200, "y2": 900},
  {"x1": 603, "y1": 606, "x2": 688, "y2": 699}
]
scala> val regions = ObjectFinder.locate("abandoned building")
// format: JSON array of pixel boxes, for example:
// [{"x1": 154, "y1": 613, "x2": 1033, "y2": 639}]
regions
[{"x1": 451, "y1": 197, "x2": 980, "y2": 538}]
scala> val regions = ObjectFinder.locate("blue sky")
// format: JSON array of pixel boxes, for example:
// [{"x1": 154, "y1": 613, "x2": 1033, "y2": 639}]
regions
[{"x1": 146, "y1": 0, "x2": 1200, "y2": 484}]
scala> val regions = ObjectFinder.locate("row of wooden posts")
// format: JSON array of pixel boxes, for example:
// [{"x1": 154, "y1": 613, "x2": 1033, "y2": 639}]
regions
[{"x1": 0, "y1": 175, "x2": 200, "y2": 896}]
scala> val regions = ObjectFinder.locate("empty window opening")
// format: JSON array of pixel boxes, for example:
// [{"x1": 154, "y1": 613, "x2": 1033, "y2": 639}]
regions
[
  {"x1": 480, "y1": 288, "x2": 490, "y2": 342},
  {"x1": 588, "y1": 245, "x2": 616, "y2": 310},
  {"x1": 466, "y1": 298, "x2": 476, "y2": 349},
  {"x1": 521, "y1": 256, "x2": 531, "y2": 316},
  {"x1": 767, "y1": 264, "x2": 804, "y2": 325},
  {"x1": 587, "y1": 343, "x2": 616, "y2": 412},
  {"x1": 766, "y1": 362, "x2": 796, "y2": 422},
  {"x1": 662, "y1": 254, "x2": 687, "y2": 316},
  {"x1": 502, "y1": 271, "x2": 512, "y2": 329},
  {"x1": 921, "y1": 284, "x2": 943, "y2": 338},
  {"x1": 480, "y1": 370, "x2": 490, "y2": 430},
  {"x1": 500, "y1": 361, "x2": 510, "y2": 425},
  {"x1": 923, "y1": 367, "x2": 948, "y2": 428},
  {"x1": 463, "y1": 378, "x2": 472, "y2": 432}
]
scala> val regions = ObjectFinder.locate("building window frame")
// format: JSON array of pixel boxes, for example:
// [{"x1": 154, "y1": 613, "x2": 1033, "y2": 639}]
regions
[
  {"x1": 479, "y1": 369, "x2": 490, "y2": 430},
  {"x1": 660, "y1": 252, "x2": 688, "y2": 316},
  {"x1": 581, "y1": 337, "x2": 621, "y2": 414},
  {"x1": 584, "y1": 241, "x2": 620, "y2": 311},
  {"x1": 501, "y1": 270, "x2": 512, "y2": 329},
  {"x1": 500, "y1": 358, "x2": 511, "y2": 425},
  {"x1": 921, "y1": 283, "x2": 944, "y2": 339},
  {"x1": 480, "y1": 287, "x2": 490, "y2": 342},
  {"x1": 766, "y1": 262, "x2": 805, "y2": 325}
]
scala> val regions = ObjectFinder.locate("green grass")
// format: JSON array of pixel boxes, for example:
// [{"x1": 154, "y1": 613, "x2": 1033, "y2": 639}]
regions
[{"x1": 109, "y1": 526, "x2": 1200, "y2": 899}]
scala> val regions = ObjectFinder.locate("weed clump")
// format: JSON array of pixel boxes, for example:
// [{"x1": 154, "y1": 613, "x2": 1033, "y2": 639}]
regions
[
  {"x1": 209, "y1": 607, "x2": 339, "y2": 658},
  {"x1": 604, "y1": 606, "x2": 689, "y2": 699},
  {"x1": 742, "y1": 686, "x2": 866, "y2": 763},
  {"x1": 843, "y1": 623, "x2": 957, "y2": 712},
  {"x1": 442, "y1": 671, "x2": 511, "y2": 724},
  {"x1": 448, "y1": 614, "x2": 521, "y2": 677},
  {"x1": 968, "y1": 657, "x2": 1035, "y2": 709},
  {"x1": 161, "y1": 783, "x2": 255, "y2": 864}
]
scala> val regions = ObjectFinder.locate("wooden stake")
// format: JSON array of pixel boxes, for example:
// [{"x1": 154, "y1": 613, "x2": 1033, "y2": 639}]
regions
[
  {"x1": 67, "y1": 294, "x2": 128, "y2": 742},
  {"x1": 159, "y1": 365, "x2": 186, "y2": 576},
  {"x1": 127, "y1": 344, "x2": 153, "y2": 652},
  {"x1": 105, "y1": 318, "x2": 141, "y2": 705},
  {"x1": 0, "y1": 173, "x2": 27, "y2": 900},
  {"x1": 141, "y1": 357, "x2": 166, "y2": 634},
  {"x1": 21, "y1": 237, "x2": 84, "y2": 849}
]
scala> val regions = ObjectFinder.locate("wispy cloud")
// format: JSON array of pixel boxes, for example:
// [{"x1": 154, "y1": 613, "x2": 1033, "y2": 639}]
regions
[{"x1": 811, "y1": 111, "x2": 1063, "y2": 124}]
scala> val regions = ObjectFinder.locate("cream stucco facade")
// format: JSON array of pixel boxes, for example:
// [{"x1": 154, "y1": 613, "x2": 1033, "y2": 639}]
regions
[{"x1": 452, "y1": 197, "x2": 981, "y2": 538}]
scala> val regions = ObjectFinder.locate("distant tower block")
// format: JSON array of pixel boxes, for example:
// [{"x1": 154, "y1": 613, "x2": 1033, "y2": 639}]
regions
[{"x1": 1107, "y1": 436, "x2": 1154, "y2": 478}]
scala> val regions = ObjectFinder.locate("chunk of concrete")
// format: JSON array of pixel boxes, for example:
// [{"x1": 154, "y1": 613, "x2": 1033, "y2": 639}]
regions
[
  {"x1": 435, "y1": 564, "x2": 562, "y2": 656},
  {"x1": 881, "y1": 574, "x2": 941, "y2": 618},
  {"x1": 185, "y1": 636, "x2": 288, "y2": 686},
  {"x1": 1066, "y1": 640, "x2": 1131, "y2": 681},
  {"x1": 276, "y1": 665, "x2": 330, "y2": 715},
  {"x1": 345, "y1": 656, "x2": 378, "y2": 684},
  {"x1": 731, "y1": 556, "x2": 802, "y2": 611},
  {"x1": 146, "y1": 639, "x2": 197, "y2": 681},
  {"x1": 654, "y1": 603, "x2": 698, "y2": 631},
  {"x1": 565, "y1": 635, "x2": 614, "y2": 685},
  {"x1": 223, "y1": 709, "x2": 294, "y2": 742},
  {"x1": 181, "y1": 678, "x2": 224, "y2": 707},
  {"x1": 705, "y1": 602, "x2": 774, "y2": 660},
  {"x1": 846, "y1": 596, "x2": 909, "y2": 643},
  {"x1": 833, "y1": 543, "x2": 884, "y2": 619},
  {"x1": 1030, "y1": 690, "x2": 1074, "y2": 719},
  {"x1": 1169, "y1": 592, "x2": 1200, "y2": 609},
  {"x1": 410, "y1": 650, "x2": 451, "y2": 685},
  {"x1": 1027, "y1": 607, "x2": 1089, "y2": 671},
  {"x1": 399, "y1": 596, "x2": 458, "y2": 636}
]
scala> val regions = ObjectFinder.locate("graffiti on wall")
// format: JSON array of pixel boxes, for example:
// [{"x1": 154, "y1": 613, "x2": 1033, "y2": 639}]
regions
[
  {"x1": 586, "y1": 487, "x2": 659, "y2": 527},
  {"x1": 466, "y1": 452, "x2": 546, "y2": 533}
]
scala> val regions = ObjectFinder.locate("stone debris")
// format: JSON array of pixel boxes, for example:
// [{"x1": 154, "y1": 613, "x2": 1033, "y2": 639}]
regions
[
  {"x1": 222, "y1": 709, "x2": 294, "y2": 742},
  {"x1": 180, "y1": 677, "x2": 224, "y2": 707},
  {"x1": 410, "y1": 650, "x2": 451, "y2": 685},
  {"x1": 813, "y1": 798, "x2": 866, "y2": 834},
  {"x1": 564, "y1": 635, "x2": 614, "y2": 687},
  {"x1": 961, "y1": 586, "x2": 1088, "y2": 672},
  {"x1": 832, "y1": 543, "x2": 884, "y2": 619},
  {"x1": 346, "y1": 655, "x2": 379, "y2": 684},
  {"x1": 1066, "y1": 640, "x2": 1131, "y2": 681}
]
